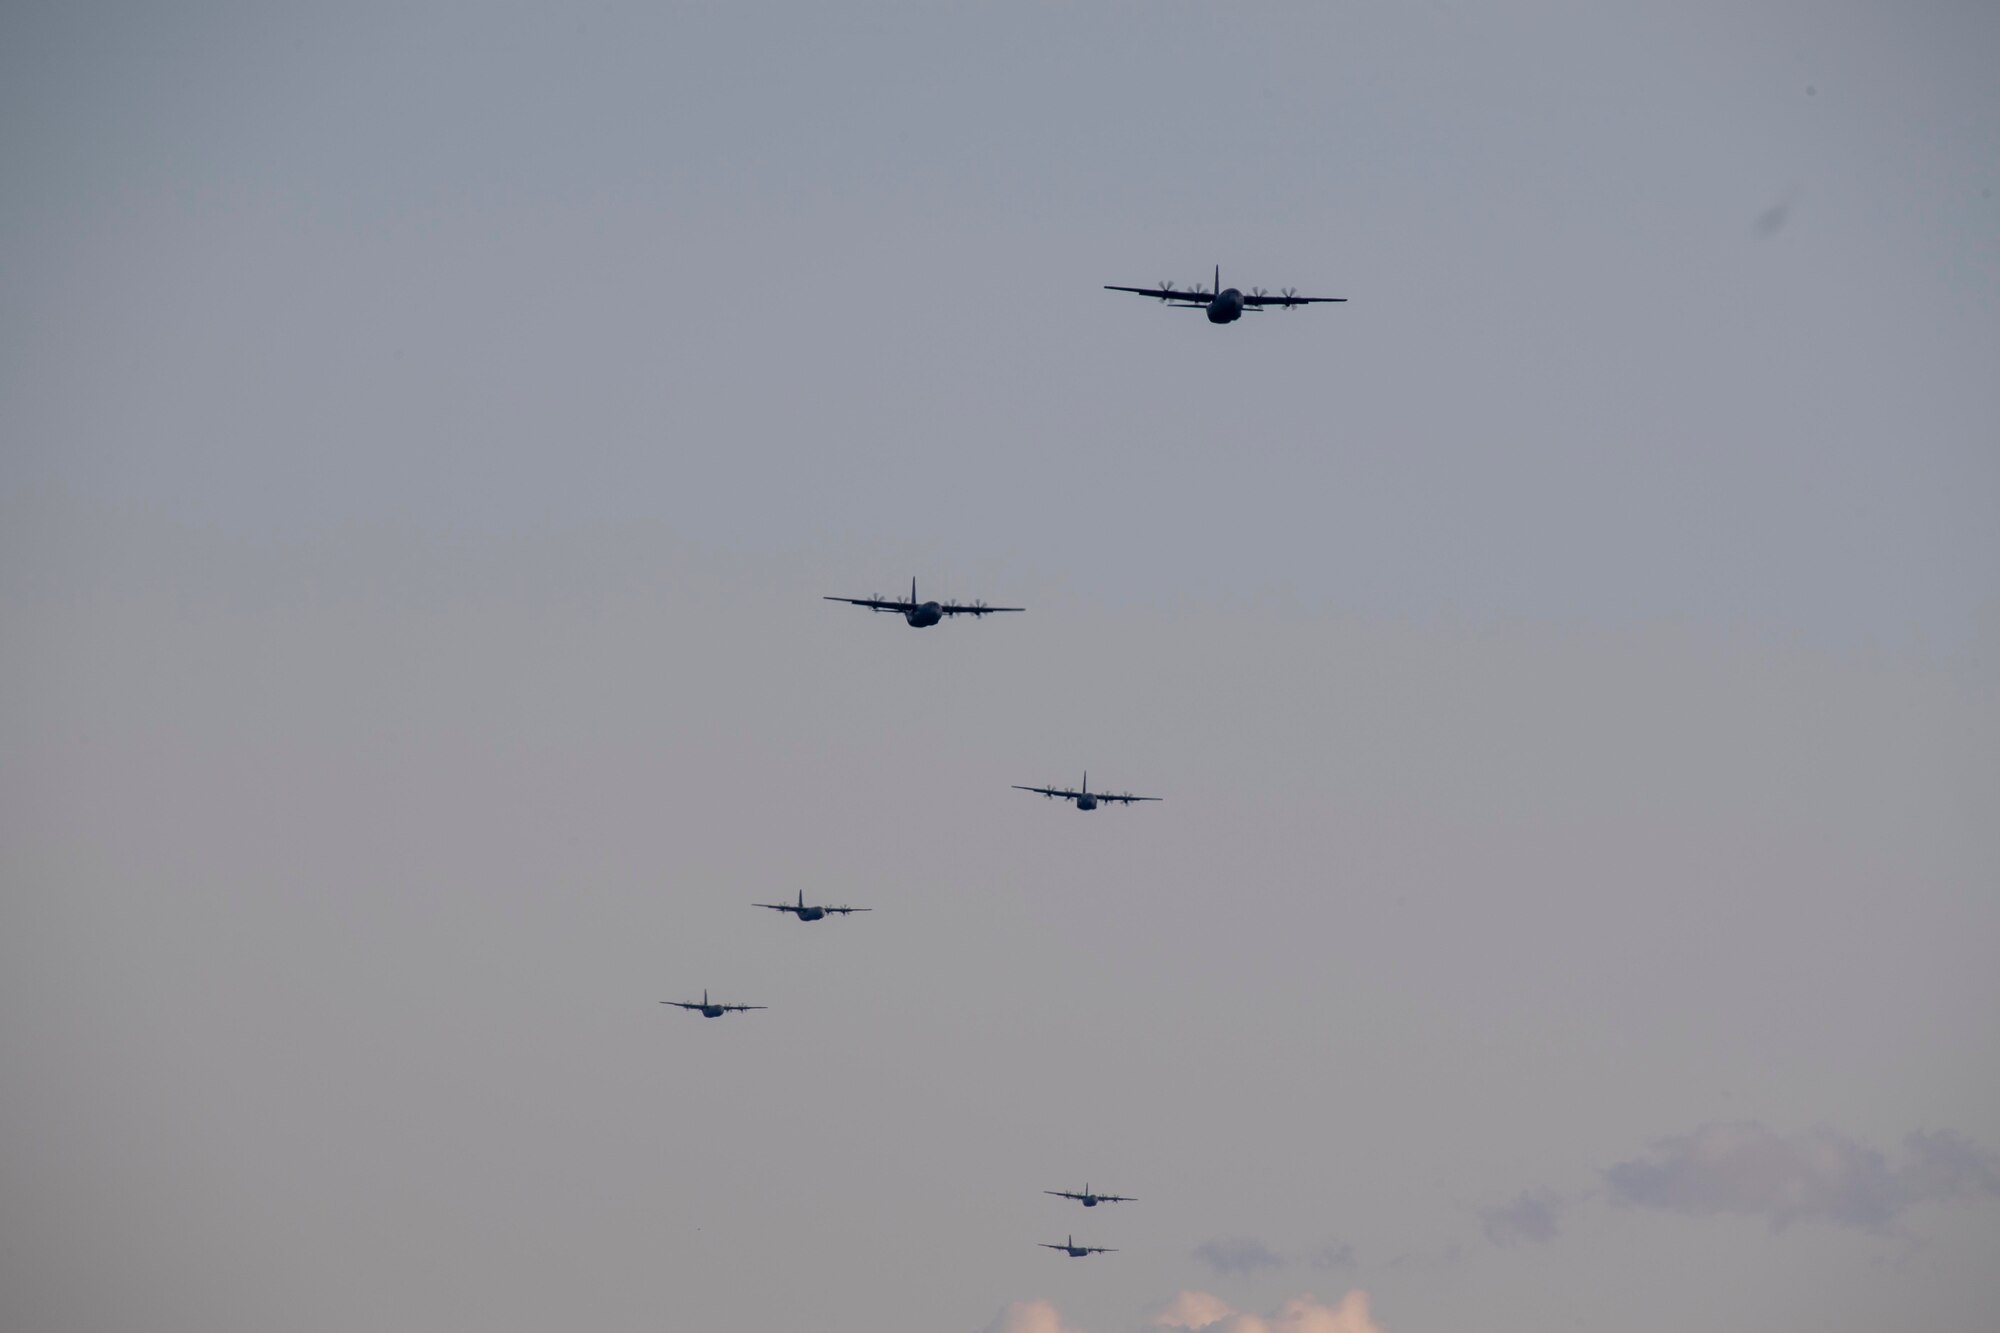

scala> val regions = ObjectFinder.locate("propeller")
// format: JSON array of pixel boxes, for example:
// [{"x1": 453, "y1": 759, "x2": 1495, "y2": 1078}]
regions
[
  {"x1": 1156, "y1": 280, "x2": 1176, "y2": 303},
  {"x1": 1281, "y1": 286, "x2": 1299, "y2": 308},
  {"x1": 1251, "y1": 287, "x2": 1268, "y2": 301}
]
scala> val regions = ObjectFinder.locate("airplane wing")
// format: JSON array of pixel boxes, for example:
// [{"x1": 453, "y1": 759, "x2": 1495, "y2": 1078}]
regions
[
  {"x1": 752, "y1": 903, "x2": 797, "y2": 913},
  {"x1": 660, "y1": 1001, "x2": 701, "y2": 1010},
  {"x1": 1240, "y1": 291, "x2": 1345, "y2": 307},
  {"x1": 824, "y1": 595, "x2": 914, "y2": 613},
  {"x1": 936, "y1": 601, "x2": 1024, "y2": 616},
  {"x1": 1014, "y1": 785, "x2": 1081, "y2": 800},
  {"x1": 1096, "y1": 793, "x2": 1161, "y2": 804},
  {"x1": 1098, "y1": 1193, "x2": 1134, "y2": 1203},
  {"x1": 1104, "y1": 284, "x2": 1213, "y2": 306},
  {"x1": 1038, "y1": 1243, "x2": 1067, "y2": 1251},
  {"x1": 825, "y1": 906, "x2": 872, "y2": 915},
  {"x1": 1045, "y1": 1190, "x2": 1083, "y2": 1201},
  {"x1": 720, "y1": 1004, "x2": 767, "y2": 1012},
  {"x1": 1088, "y1": 1246, "x2": 1118, "y2": 1253}
]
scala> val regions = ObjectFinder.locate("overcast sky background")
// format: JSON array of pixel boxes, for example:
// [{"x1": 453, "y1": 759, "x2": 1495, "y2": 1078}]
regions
[{"x1": 3, "y1": 4, "x2": 1997, "y2": 1332}]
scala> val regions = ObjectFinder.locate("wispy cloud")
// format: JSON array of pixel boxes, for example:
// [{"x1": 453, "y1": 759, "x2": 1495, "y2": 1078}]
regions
[
  {"x1": 1604, "y1": 1122, "x2": 2000, "y2": 1232},
  {"x1": 1479, "y1": 1188, "x2": 1566, "y2": 1246},
  {"x1": 1150, "y1": 1289, "x2": 1386, "y2": 1333},
  {"x1": 1308, "y1": 1242, "x2": 1356, "y2": 1270},
  {"x1": 1193, "y1": 1236, "x2": 1286, "y2": 1276},
  {"x1": 1381, "y1": 1242, "x2": 1464, "y2": 1272},
  {"x1": 983, "y1": 1298, "x2": 1088, "y2": 1333},
  {"x1": 1478, "y1": 1123, "x2": 2000, "y2": 1249}
]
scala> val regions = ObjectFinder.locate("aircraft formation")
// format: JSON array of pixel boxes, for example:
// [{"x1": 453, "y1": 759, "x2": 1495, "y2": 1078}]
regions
[{"x1": 670, "y1": 264, "x2": 1341, "y2": 1266}]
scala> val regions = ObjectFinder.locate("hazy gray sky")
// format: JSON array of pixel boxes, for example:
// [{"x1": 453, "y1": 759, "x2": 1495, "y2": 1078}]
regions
[{"x1": 4, "y1": 4, "x2": 1996, "y2": 1331}]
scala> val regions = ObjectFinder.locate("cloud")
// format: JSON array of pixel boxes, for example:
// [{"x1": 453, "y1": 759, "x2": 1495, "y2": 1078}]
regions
[
  {"x1": 983, "y1": 1298, "x2": 1087, "y2": 1333},
  {"x1": 1308, "y1": 1242, "x2": 1356, "y2": 1270},
  {"x1": 1381, "y1": 1242, "x2": 1464, "y2": 1272},
  {"x1": 1150, "y1": 1290, "x2": 1386, "y2": 1333},
  {"x1": 1603, "y1": 1122, "x2": 2000, "y2": 1232},
  {"x1": 1479, "y1": 1188, "x2": 1565, "y2": 1246},
  {"x1": 1194, "y1": 1236, "x2": 1286, "y2": 1276},
  {"x1": 1897, "y1": 1129, "x2": 2000, "y2": 1205},
  {"x1": 1151, "y1": 1292, "x2": 1239, "y2": 1329}
]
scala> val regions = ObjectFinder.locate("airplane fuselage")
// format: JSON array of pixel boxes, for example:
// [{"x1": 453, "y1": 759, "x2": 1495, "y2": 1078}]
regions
[
  {"x1": 795, "y1": 906, "x2": 826, "y2": 921},
  {"x1": 1075, "y1": 794, "x2": 1099, "y2": 811},
  {"x1": 1079, "y1": 1195, "x2": 1100, "y2": 1206},
  {"x1": 905, "y1": 601, "x2": 944, "y2": 627},
  {"x1": 1207, "y1": 288, "x2": 1246, "y2": 324},
  {"x1": 698, "y1": 1006, "x2": 725, "y2": 1017}
]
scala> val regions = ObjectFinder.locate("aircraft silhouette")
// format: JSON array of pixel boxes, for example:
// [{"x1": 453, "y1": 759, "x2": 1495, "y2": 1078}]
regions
[
  {"x1": 1041, "y1": 1234, "x2": 1116, "y2": 1257},
  {"x1": 660, "y1": 989, "x2": 766, "y2": 1018},
  {"x1": 1045, "y1": 1183, "x2": 1135, "y2": 1208},
  {"x1": 1106, "y1": 264, "x2": 1345, "y2": 324},
  {"x1": 1013, "y1": 772, "x2": 1160, "y2": 811},
  {"x1": 824, "y1": 577, "x2": 1023, "y2": 628},
  {"x1": 754, "y1": 890, "x2": 872, "y2": 922}
]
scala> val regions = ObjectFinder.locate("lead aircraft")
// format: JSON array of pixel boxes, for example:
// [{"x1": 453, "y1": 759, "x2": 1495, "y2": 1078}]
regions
[
  {"x1": 1105, "y1": 265, "x2": 1345, "y2": 324},
  {"x1": 1013, "y1": 772, "x2": 1160, "y2": 811},
  {"x1": 824, "y1": 578, "x2": 1023, "y2": 628},
  {"x1": 1046, "y1": 1183, "x2": 1135, "y2": 1208},
  {"x1": 754, "y1": 890, "x2": 871, "y2": 922},
  {"x1": 660, "y1": 989, "x2": 766, "y2": 1018}
]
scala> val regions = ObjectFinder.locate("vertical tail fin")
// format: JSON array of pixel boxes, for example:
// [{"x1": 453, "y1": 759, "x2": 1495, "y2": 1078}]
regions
[
  {"x1": 1214, "y1": 263, "x2": 1220, "y2": 296},
  {"x1": 911, "y1": 576, "x2": 917, "y2": 607}
]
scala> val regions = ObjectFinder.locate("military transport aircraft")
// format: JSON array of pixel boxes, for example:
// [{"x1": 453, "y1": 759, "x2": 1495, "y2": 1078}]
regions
[
  {"x1": 1105, "y1": 265, "x2": 1345, "y2": 324},
  {"x1": 1045, "y1": 1184, "x2": 1135, "y2": 1208},
  {"x1": 754, "y1": 890, "x2": 871, "y2": 922},
  {"x1": 660, "y1": 990, "x2": 766, "y2": 1018},
  {"x1": 1041, "y1": 1235, "x2": 1117, "y2": 1258},
  {"x1": 824, "y1": 578, "x2": 1023, "y2": 628},
  {"x1": 1013, "y1": 772, "x2": 1160, "y2": 811}
]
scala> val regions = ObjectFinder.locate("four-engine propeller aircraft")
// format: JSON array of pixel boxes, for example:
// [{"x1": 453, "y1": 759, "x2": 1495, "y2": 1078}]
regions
[
  {"x1": 754, "y1": 890, "x2": 872, "y2": 922},
  {"x1": 825, "y1": 578, "x2": 1024, "y2": 628},
  {"x1": 1045, "y1": 1183, "x2": 1135, "y2": 1208},
  {"x1": 1013, "y1": 772, "x2": 1160, "y2": 811},
  {"x1": 661, "y1": 989, "x2": 766, "y2": 1018},
  {"x1": 1105, "y1": 264, "x2": 1345, "y2": 324},
  {"x1": 1041, "y1": 1234, "x2": 1117, "y2": 1257}
]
